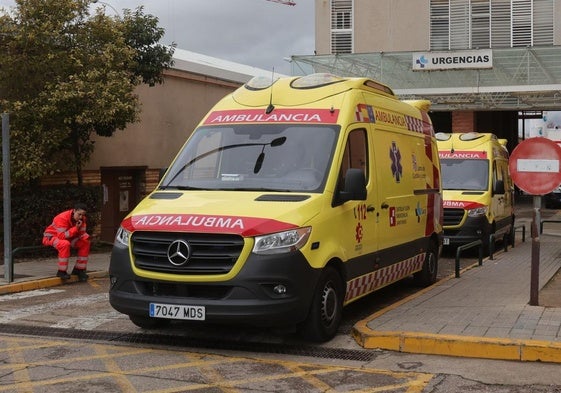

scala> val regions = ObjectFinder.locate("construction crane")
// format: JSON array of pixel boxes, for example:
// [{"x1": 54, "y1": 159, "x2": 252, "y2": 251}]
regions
[{"x1": 265, "y1": 0, "x2": 296, "y2": 5}]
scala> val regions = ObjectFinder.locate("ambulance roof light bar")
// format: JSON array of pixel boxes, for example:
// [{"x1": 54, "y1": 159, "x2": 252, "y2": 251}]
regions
[
  {"x1": 435, "y1": 132, "x2": 451, "y2": 141},
  {"x1": 265, "y1": 0, "x2": 296, "y2": 5},
  {"x1": 459, "y1": 132, "x2": 485, "y2": 141},
  {"x1": 291, "y1": 73, "x2": 344, "y2": 88}
]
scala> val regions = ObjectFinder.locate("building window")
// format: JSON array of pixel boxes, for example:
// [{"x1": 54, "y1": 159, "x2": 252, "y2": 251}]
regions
[
  {"x1": 471, "y1": 0, "x2": 490, "y2": 48},
  {"x1": 331, "y1": 0, "x2": 353, "y2": 53},
  {"x1": 430, "y1": 0, "x2": 553, "y2": 50}
]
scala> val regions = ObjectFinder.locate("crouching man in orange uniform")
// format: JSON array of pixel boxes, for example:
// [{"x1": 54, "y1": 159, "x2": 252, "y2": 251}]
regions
[{"x1": 42, "y1": 203, "x2": 90, "y2": 281}]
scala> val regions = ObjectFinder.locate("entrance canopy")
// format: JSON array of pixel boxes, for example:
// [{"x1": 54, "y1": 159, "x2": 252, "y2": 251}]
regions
[{"x1": 290, "y1": 47, "x2": 561, "y2": 112}]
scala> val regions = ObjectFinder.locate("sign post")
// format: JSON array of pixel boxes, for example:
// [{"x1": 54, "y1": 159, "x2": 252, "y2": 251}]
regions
[
  {"x1": 2, "y1": 113, "x2": 12, "y2": 283},
  {"x1": 509, "y1": 137, "x2": 561, "y2": 306}
]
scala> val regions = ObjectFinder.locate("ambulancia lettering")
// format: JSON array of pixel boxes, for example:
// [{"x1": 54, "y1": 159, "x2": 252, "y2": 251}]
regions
[
  {"x1": 443, "y1": 200, "x2": 467, "y2": 208},
  {"x1": 135, "y1": 214, "x2": 244, "y2": 229},
  {"x1": 374, "y1": 110, "x2": 406, "y2": 127},
  {"x1": 204, "y1": 109, "x2": 339, "y2": 125},
  {"x1": 443, "y1": 200, "x2": 485, "y2": 209},
  {"x1": 439, "y1": 151, "x2": 487, "y2": 159}
]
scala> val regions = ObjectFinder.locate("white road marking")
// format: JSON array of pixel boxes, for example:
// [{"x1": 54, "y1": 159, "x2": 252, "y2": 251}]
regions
[
  {"x1": 0, "y1": 289, "x2": 65, "y2": 302},
  {"x1": 52, "y1": 310, "x2": 126, "y2": 330},
  {"x1": 0, "y1": 293, "x2": 108, "y2": 322}
]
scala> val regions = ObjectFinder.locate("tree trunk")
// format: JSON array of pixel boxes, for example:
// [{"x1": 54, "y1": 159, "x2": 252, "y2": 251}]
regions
[{"x1": 71, "y1": 125, "x2": 83, "y2": 187}]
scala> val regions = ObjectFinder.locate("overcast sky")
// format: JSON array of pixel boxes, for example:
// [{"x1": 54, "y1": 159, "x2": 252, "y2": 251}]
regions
[{"x1": 0, "y1": 0, "x2": 315, "y2": 75}]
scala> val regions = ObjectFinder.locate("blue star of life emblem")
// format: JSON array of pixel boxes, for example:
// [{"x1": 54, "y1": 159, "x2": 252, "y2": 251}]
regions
[{"x1": 390, "y1": 141, "x2": 402, "y2": 183}]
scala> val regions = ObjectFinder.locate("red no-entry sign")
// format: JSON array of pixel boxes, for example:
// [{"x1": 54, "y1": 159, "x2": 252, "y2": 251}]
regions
[{"x1": 509, "y1": 137, "x2": 561, "y2": 195}]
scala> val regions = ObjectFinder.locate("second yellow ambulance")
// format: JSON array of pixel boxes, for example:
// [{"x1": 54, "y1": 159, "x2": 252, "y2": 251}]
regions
[
  {"x1": 436, "y1": 132, "x2": 515, "y2": 252},
  {"x1": 109, "y1": 73, "x2": 443, "y2": 342}
]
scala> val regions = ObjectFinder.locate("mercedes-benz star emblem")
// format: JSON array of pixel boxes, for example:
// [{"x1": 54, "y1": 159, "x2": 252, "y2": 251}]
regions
[{"x1": 167, "y1": 240, "x2": 191, "y2": 266}]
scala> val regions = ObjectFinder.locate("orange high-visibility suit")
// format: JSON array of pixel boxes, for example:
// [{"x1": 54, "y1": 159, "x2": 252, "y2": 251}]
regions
[{"x1": 42, "y1": 209, "x2": 90, "y2": 272}]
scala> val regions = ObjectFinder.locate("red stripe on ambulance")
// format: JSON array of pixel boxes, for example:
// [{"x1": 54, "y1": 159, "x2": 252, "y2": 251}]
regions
[
  {"x1": 443, "y1": 200, "x2": 485, "y2": 209},
  {"x1": 122, "y1": 214, "x2": 297, "y2": 237}
]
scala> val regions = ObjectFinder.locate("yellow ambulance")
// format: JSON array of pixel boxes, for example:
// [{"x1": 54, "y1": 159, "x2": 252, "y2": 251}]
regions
[
  {"x1": 109, "y1": 73, "x2": 443, "y2": 342},
  {"x1": 436, "y1": 132, "x2": 515, "y2": 252}
]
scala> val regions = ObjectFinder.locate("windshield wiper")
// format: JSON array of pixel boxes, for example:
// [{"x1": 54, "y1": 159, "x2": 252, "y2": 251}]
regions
[
  {"x1": 158, "y1": 185, "x2": 204, "y2": 190},
  {"x1": 161, "y1": 137, "x2": 286, "y2": 188}
]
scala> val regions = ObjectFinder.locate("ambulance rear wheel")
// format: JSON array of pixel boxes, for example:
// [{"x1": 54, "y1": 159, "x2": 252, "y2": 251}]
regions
[
  {"x1": 414, "y1": 242, "x2": 438, "y2": 287},
  {"x1": 300, "y1": 266, "x2": 344, "y2": 342},
  {"x1": 129, "y1": 315, "x2": 170, "y2": 329}
]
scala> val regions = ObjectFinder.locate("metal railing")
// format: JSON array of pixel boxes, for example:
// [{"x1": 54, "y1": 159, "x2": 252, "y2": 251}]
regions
[
  {"x1": 455, "y1": 240, "x2": 483, "y2": 278},
  {"x1": 540, "y1": 219, "x2": 561, "y2": 234}
]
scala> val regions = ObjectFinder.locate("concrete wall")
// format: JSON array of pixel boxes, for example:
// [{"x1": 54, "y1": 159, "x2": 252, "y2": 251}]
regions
[
  {"x1": 85, "y1": 69, "x2": 241, "y2": 171},
  {"x1": 315, "y1": 0, "x2": 331, "y2": 55},
  {"x1": 316, "y1": 0, "x2": 561, "y2": 52},
  {"x1": 354, "y1": 0, "x2": 429, "y2": 52},
  {"x1": 315, "y1": 0, "x2": 430, "y2": 55}
]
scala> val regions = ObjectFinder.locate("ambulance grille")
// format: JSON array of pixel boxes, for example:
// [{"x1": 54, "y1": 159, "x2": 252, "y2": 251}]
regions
[
  {"x1": 443, "y1": 208, "x2": 466, "y2": 226},
  {"x1": 131, "y1": 232, "x2": 244, "y2": 274}
]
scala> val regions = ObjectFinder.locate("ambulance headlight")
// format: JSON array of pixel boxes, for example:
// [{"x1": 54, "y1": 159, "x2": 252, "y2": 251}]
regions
[
  {"x1": 253, "y1": 227, "x2": 311, "y2": 255},
  {"x1": 468, "y1": 207, "x2": 488, "y2": 217},
  {"x1": 115, "y1": 226, "x2": 131, "y2": 247}
]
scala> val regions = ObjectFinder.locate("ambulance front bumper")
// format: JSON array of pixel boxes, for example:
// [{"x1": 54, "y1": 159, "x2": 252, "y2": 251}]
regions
[
  {"x1": 108, "y1": 244, "x2": 321, "y2": 327},
  {"x1": 442, "y1": 215, "x2": 491, "y2": 246}
]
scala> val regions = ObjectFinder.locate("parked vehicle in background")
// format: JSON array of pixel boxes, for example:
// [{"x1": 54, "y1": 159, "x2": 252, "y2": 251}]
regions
[
  {"x1": 544, "y1": 185, "x2": 561, "y2": 209},
  {"x1": 436, "y1": 132, "x2": 515, "y2": 253},
  {"x1": 108, "y1": 73, "x2": 443, "y2": 342}
]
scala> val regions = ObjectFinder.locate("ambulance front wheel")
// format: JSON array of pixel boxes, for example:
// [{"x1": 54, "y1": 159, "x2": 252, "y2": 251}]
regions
[
  {"x1": 300, "y1": 266, "x2": 344, "y2": 343},
  {"x1": 414, "y1": 242, "x2": 438, "y2": 287},
  {"x1": 129, "y1": 315, "x2": 170, "y2": 329}
]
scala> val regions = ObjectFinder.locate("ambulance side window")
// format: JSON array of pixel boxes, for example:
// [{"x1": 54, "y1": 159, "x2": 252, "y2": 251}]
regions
[
  {"x1": 492, "y1": 161, "x2": 505, "y2": 195},
  {"x1": 338, "y1": 129, "x2": 368, "y2": 192}
]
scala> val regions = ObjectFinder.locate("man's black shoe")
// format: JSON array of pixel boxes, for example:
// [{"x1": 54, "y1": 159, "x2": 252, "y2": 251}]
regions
[
  {"x1": 71, "y1": 268, "x2": 89, "y2": 282},
  {"x1": 56, "y1": 270, "x2": 70, "y2": 280}
]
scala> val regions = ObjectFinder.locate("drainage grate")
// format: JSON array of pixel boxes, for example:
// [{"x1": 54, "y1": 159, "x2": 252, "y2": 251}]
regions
[{"x1": 0, "y1": 323, "x2": 377, "y2": 362}]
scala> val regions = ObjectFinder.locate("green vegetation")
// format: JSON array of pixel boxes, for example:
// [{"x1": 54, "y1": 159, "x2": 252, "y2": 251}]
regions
[{"x1": 0, "y1": 0, "x2": 175, "y2": 186}]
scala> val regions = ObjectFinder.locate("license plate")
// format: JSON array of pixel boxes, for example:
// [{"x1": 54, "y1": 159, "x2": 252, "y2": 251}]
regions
[
  {"x1": 149, "y1": 303, "x2": 205, "y2": 321},
  {"x1": 443, "y1": 237, "x2": 450, "y2": 245}
]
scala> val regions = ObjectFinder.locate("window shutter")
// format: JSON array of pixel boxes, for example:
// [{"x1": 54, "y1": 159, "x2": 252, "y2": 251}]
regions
[
  {"x1": 471, "y1": 0, "x2": 490, "y2": 48},
  {"x1": 490, "y1": 0, "x2": 511, "y2": 47},
  {"x1": 512, "y1": 0, "x2": 532, "y2": 47},
  {"x1": 533, "y1": 0, "x2": 553, "y2": 46},
  {"x1": 450, "y1": 0, "x2": 470, "y2": 49},
  {"x1": 431, "y1": 0, "x2": 450, "y2": 50},
  {"x1": 331, "y1": 0, "x2": 353, "y2": 54}
]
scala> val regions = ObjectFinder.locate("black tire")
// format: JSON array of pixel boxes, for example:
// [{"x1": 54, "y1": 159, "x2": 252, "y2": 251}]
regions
[
  {"x1": 508, "y1": 215, "x2": 516, "y2": 246},
  {"x1": 413, "y1": 242, "x2": 438, "y2": 287},
  {"x1": 300, "y1": 266, "x2": 344, "y2": 343},
  {"x1": 129, "y1": 315, "x2": 170, "y2": 329},
  {"x1": 482, "y1": 224, "x2": 493, "y2": 256}
]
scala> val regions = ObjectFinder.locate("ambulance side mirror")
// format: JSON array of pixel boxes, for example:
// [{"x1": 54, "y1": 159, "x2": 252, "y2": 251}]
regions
[{"x1": 336, "y1": 168, "x2": 367, "y2": 205}]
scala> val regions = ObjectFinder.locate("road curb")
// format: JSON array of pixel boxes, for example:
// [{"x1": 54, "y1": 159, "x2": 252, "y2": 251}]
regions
[
  {"x1": 0, "y1": 271, "x2": 108, "y2": 295},
  {"x1": 352, "y1": 325, "x2": 561, "y2": 363}
]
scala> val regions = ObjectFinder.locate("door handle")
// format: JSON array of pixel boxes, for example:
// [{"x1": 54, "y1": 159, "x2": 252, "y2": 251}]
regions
[
  {"x1": 367, "y1": 205, "x2": 375, "y2": 212},
  {"x1": 381, "y1": 202, "x2": 389, "y2": 209}
]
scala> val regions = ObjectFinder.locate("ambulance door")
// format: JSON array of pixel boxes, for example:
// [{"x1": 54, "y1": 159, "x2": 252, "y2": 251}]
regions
[
  {"x1": 491, "y1": 160, "x2": 505, "y2": 223},
  {"x1": 373, "y1": 128, "x2": 426, "y2": 252},
  {"x1": 337, "y1": 127, "x2": 378, "y2": 258}
]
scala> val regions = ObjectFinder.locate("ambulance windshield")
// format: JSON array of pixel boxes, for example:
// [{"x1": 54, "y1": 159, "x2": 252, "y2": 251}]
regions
[
  {"x1": 440, "y1": 159, "x2": 489, "y2": 191},
  {"x1": 160, "y1": 124, "x2": 338, "y2": 192}
]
